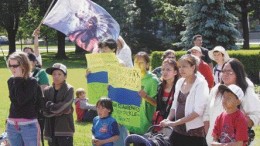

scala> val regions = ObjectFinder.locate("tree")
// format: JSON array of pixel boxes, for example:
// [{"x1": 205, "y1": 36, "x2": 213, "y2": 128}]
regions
[
  {"x1": 239, "y1": 0, "x2": 249, "y2": 49},
  {"x1": 249, "y1": 0, "x2": 260, "y2": 22},
  {"x1": 180, "y1": 1, "x2": 240, "y2": 50},
  {"x1": 0, "y1": 0, "x2": 28, "y2": 55},
  {"x1": 151, "y1": 0, "x2": 185, "y2": 49},
  {"x1": 18, "y1": 6, "x2": 56, "y2": 51},
  {"x1": 56, "y1": 31, "x2": 67, "y2": 59}
]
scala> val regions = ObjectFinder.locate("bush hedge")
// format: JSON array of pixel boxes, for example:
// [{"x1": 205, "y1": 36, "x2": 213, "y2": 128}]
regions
[{"x1": 151, "y1": 50, "x2": 260, "y2": 84}]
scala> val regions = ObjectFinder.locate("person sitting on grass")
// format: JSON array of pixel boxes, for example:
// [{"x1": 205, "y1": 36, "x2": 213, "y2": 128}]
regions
[
  {"x1": 92, "y1": 97, "x2": 119, "y2": 146},
  {"x1": 211, "y1": 84, "x2": 248, "y2": 146},
  {"x1": 74, "y1": 88, "x2": 97, "y2": 122}
]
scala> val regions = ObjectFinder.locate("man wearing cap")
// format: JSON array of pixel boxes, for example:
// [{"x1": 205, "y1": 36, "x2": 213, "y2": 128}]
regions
[
  {"x1": 211, "y1": 84, "x2": 248, "y2": 146},
  {"x1": 189, "y1": 46, "x2": 214, "y2": 89},
  {"x1": 208, "y1": 46, "x2": 230, "y2": 84},
  {"x1": 43, "y1": 63, "x2": 75, "y2": 146}
]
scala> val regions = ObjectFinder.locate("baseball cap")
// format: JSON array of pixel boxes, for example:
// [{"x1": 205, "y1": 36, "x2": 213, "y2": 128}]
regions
[
  {"x1": 46, "y1": 63, "x2": 67, "y2": 75},
  {"x1": 218, "y1": 84, "x2": 244, "y2": 100}
]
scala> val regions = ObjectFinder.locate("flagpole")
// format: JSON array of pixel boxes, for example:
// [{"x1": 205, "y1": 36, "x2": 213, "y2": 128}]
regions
[{"x1": 36, "y1": 0, "x2": 56, "y2": 30}]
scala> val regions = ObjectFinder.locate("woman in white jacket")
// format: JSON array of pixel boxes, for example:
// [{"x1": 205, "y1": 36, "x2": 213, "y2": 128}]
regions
[
  {"x1": 160, "y1": 54, "x2": 209, "y2": 146},
  {"x1": 204, "y1": 58, "x2": 260, "y2": 145}
]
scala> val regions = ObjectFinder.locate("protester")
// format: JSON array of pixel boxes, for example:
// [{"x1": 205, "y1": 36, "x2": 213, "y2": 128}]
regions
[
  {"x1": 211, "y1": 84, "x2": 248, "y2": 146},
  {"x1": 6, "y1": 52, "x2": 43, "y2": 146},
  {"x1": 44, "y1": 63, "x2": 75, "y2": 146},
  {"x1": 189, "y1": 46, "x2": 214, "y2": 89},
  {"x1": 74, "y1": 88, "x2": 97, "y2": 122},
  {"x1": 128, "y1": 51, "x2": 159, "y2": 140},
  {"x1": 98, "y1": 39, "x2": 126, "y2": 66},
  {"x1": 28, "y1": 53, "x2": 49, "y2": 92},
  {"x1": 92, "y1": 97, "x2": 119, "y2": 146},
  {"x1": 153, "y1": 58, "x2": 179, "y2": 129},
  {"x1": 116, "y1": 36, "x2": 133, "y2": 67},
  {"x1": 160, "y1": 54, "x2": 208, "y2": 146},
  {"x1": 23, "y1": 28, "x2": 42, "y2": 66},
  {"x1": 88, "y1": 38, "x2": 131, "y2": 146},
  {"x1": 208, "y1": 46, "x2": 230, "y2": 84},
  {"x1": 28, "y1": 53, "x2": 49, "y2": 146},
  {"x1": 191, "y1": 34, "x2": 213, "y2": 69},
  {"x1": 152, "y1": 49, "x2": 176, "y2": 79},
  {"x1": 204, "y1": 58, "x2": 260, "y2": 145}
]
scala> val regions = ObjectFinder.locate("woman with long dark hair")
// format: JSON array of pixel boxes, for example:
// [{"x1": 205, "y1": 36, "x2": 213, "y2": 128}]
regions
[
  {"x1": 155, "y1": 58, "x2": 179, "y2": 122},
  {"x1": 204, "y1": 58, "x2": 260, "y2": 145}
]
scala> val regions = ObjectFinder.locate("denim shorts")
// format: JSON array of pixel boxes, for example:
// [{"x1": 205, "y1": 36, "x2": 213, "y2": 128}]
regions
[{"x1": 7, "y1": 120, "x2": 40, "y2": 146}]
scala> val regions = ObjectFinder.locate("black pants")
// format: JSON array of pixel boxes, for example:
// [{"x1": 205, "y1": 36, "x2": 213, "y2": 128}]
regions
[
  {"x1": 48, "y1": 136, "x2": 73, "y2": 146},
  {"x1": 170, "y1": 131, "x2": 207, "y2": 146}
]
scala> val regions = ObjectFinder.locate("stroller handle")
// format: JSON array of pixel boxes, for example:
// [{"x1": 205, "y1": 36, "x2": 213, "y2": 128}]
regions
[{"x1": 147, "y1": 125, "x2": 173, "y2": 133}]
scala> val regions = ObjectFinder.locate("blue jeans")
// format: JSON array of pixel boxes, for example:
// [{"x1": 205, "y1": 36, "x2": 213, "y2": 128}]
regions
[{"x1": 7, "y1": 121, "x2": 40, "y2": 146}]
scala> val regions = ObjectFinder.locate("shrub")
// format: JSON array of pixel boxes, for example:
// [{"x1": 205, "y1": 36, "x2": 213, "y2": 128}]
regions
[{"x1": 151, "y1": 50, "x2": 260, "y2": 84}]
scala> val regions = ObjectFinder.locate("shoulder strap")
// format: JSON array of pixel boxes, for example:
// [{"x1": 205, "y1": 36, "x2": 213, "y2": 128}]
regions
[{"x1": 165, "y1": 86, "x2": 174, "y2": 113}]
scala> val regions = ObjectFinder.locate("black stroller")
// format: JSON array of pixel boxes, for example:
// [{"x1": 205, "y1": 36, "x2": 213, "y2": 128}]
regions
[{"x1": 125, "y1": 125, "x2": 173, "y2": 146}]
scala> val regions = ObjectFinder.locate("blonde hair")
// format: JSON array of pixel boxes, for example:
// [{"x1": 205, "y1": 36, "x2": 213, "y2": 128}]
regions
[
  {"x1": 8, "y1": 52, "x2": 31, "y2": 78},
  {"x1": 75, "y1": 88, "x2": 86, "y2": 98}
]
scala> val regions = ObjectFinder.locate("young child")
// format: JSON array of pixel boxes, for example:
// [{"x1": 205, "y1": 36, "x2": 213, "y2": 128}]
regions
[
  {"x1": 92, "y1": 97, "x2": 119, "y2": 146},
  {"x1": 211, "y1": 84, "x2": 248, "y2": 146},
  {"x1": 74, "y1": 88, "x2": 97, "y2": 122}
]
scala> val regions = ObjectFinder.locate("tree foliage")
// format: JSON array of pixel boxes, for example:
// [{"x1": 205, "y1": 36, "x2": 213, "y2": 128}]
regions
[
  {"x1": 18, "y1": 6, "x2": 56, "y2": 44},
  {"x1": 1, "y1": 0, "x2": 259, "y2": 54},
  {"x1": 151, "y1": 0, "x2": 185, "y2": 47},
  {"x1": 180, "y1": 1, "x2": 240, "y2": 50},
  {"x1": 0, "y1": 0, "x2": 28, "y2": 54}
]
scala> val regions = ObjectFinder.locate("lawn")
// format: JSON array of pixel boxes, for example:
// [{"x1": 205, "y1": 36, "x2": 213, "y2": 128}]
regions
[
  {"x1": 0, "y1": 52, "x2": 94, "y2": 145},
  {"x1": 1, "y1": 50, "x2": 260, "y2": 145}
]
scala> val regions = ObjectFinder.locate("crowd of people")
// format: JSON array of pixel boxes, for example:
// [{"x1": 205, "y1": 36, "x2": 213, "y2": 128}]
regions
[{"x1": 4, "y1": 32, "x2": 260, "y2": 146}]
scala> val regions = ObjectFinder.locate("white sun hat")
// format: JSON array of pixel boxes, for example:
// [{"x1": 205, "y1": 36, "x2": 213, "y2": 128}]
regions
[{"x1": 209, "y1": 46, "x2": 230, "y2": 62}]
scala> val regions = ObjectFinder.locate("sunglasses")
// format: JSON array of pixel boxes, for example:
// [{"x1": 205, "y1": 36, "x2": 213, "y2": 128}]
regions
[{"x1": 8, "y1": 64, "x2": 20, "y2": 68}]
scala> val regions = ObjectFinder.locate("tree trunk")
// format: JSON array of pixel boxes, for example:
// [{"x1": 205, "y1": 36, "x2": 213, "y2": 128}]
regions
[
  {"x1": 240, "y1": 0, "x2": 250, "y2": 49},
  {"x1": 6, "y1": 14, "x2": 19, "y2": 55},
  {"x1": 7, "y1": 29, "x2": 17, "y2": 55},
  {"x1": 55, "y1": 31, "x2": 67, "y2": 59},
  {"x1": 75, "y1": 44, "x2": 86, "y2": 54}
]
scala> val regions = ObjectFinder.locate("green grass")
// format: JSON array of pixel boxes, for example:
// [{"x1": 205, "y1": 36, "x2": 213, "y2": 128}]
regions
[
  {"x1": 0, "y1": 52, "x2": 94, "y2": 145},
  {"x1": 1, "y1": 50, "x2": 260, "y2": 145}
]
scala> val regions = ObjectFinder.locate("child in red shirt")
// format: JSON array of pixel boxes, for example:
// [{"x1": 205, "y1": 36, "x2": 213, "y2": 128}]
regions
[
  {"x1": 75, "y1": 88, "x2": 97, "y2": 122},
  {"x1": 212, "y1": 84, "x2": 248, "y2": 146}
]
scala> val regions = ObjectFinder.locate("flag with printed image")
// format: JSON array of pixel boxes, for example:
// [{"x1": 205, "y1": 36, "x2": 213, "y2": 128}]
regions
[{"x1": 43, "y1": 0, "x2": 120, "y2": 52}]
